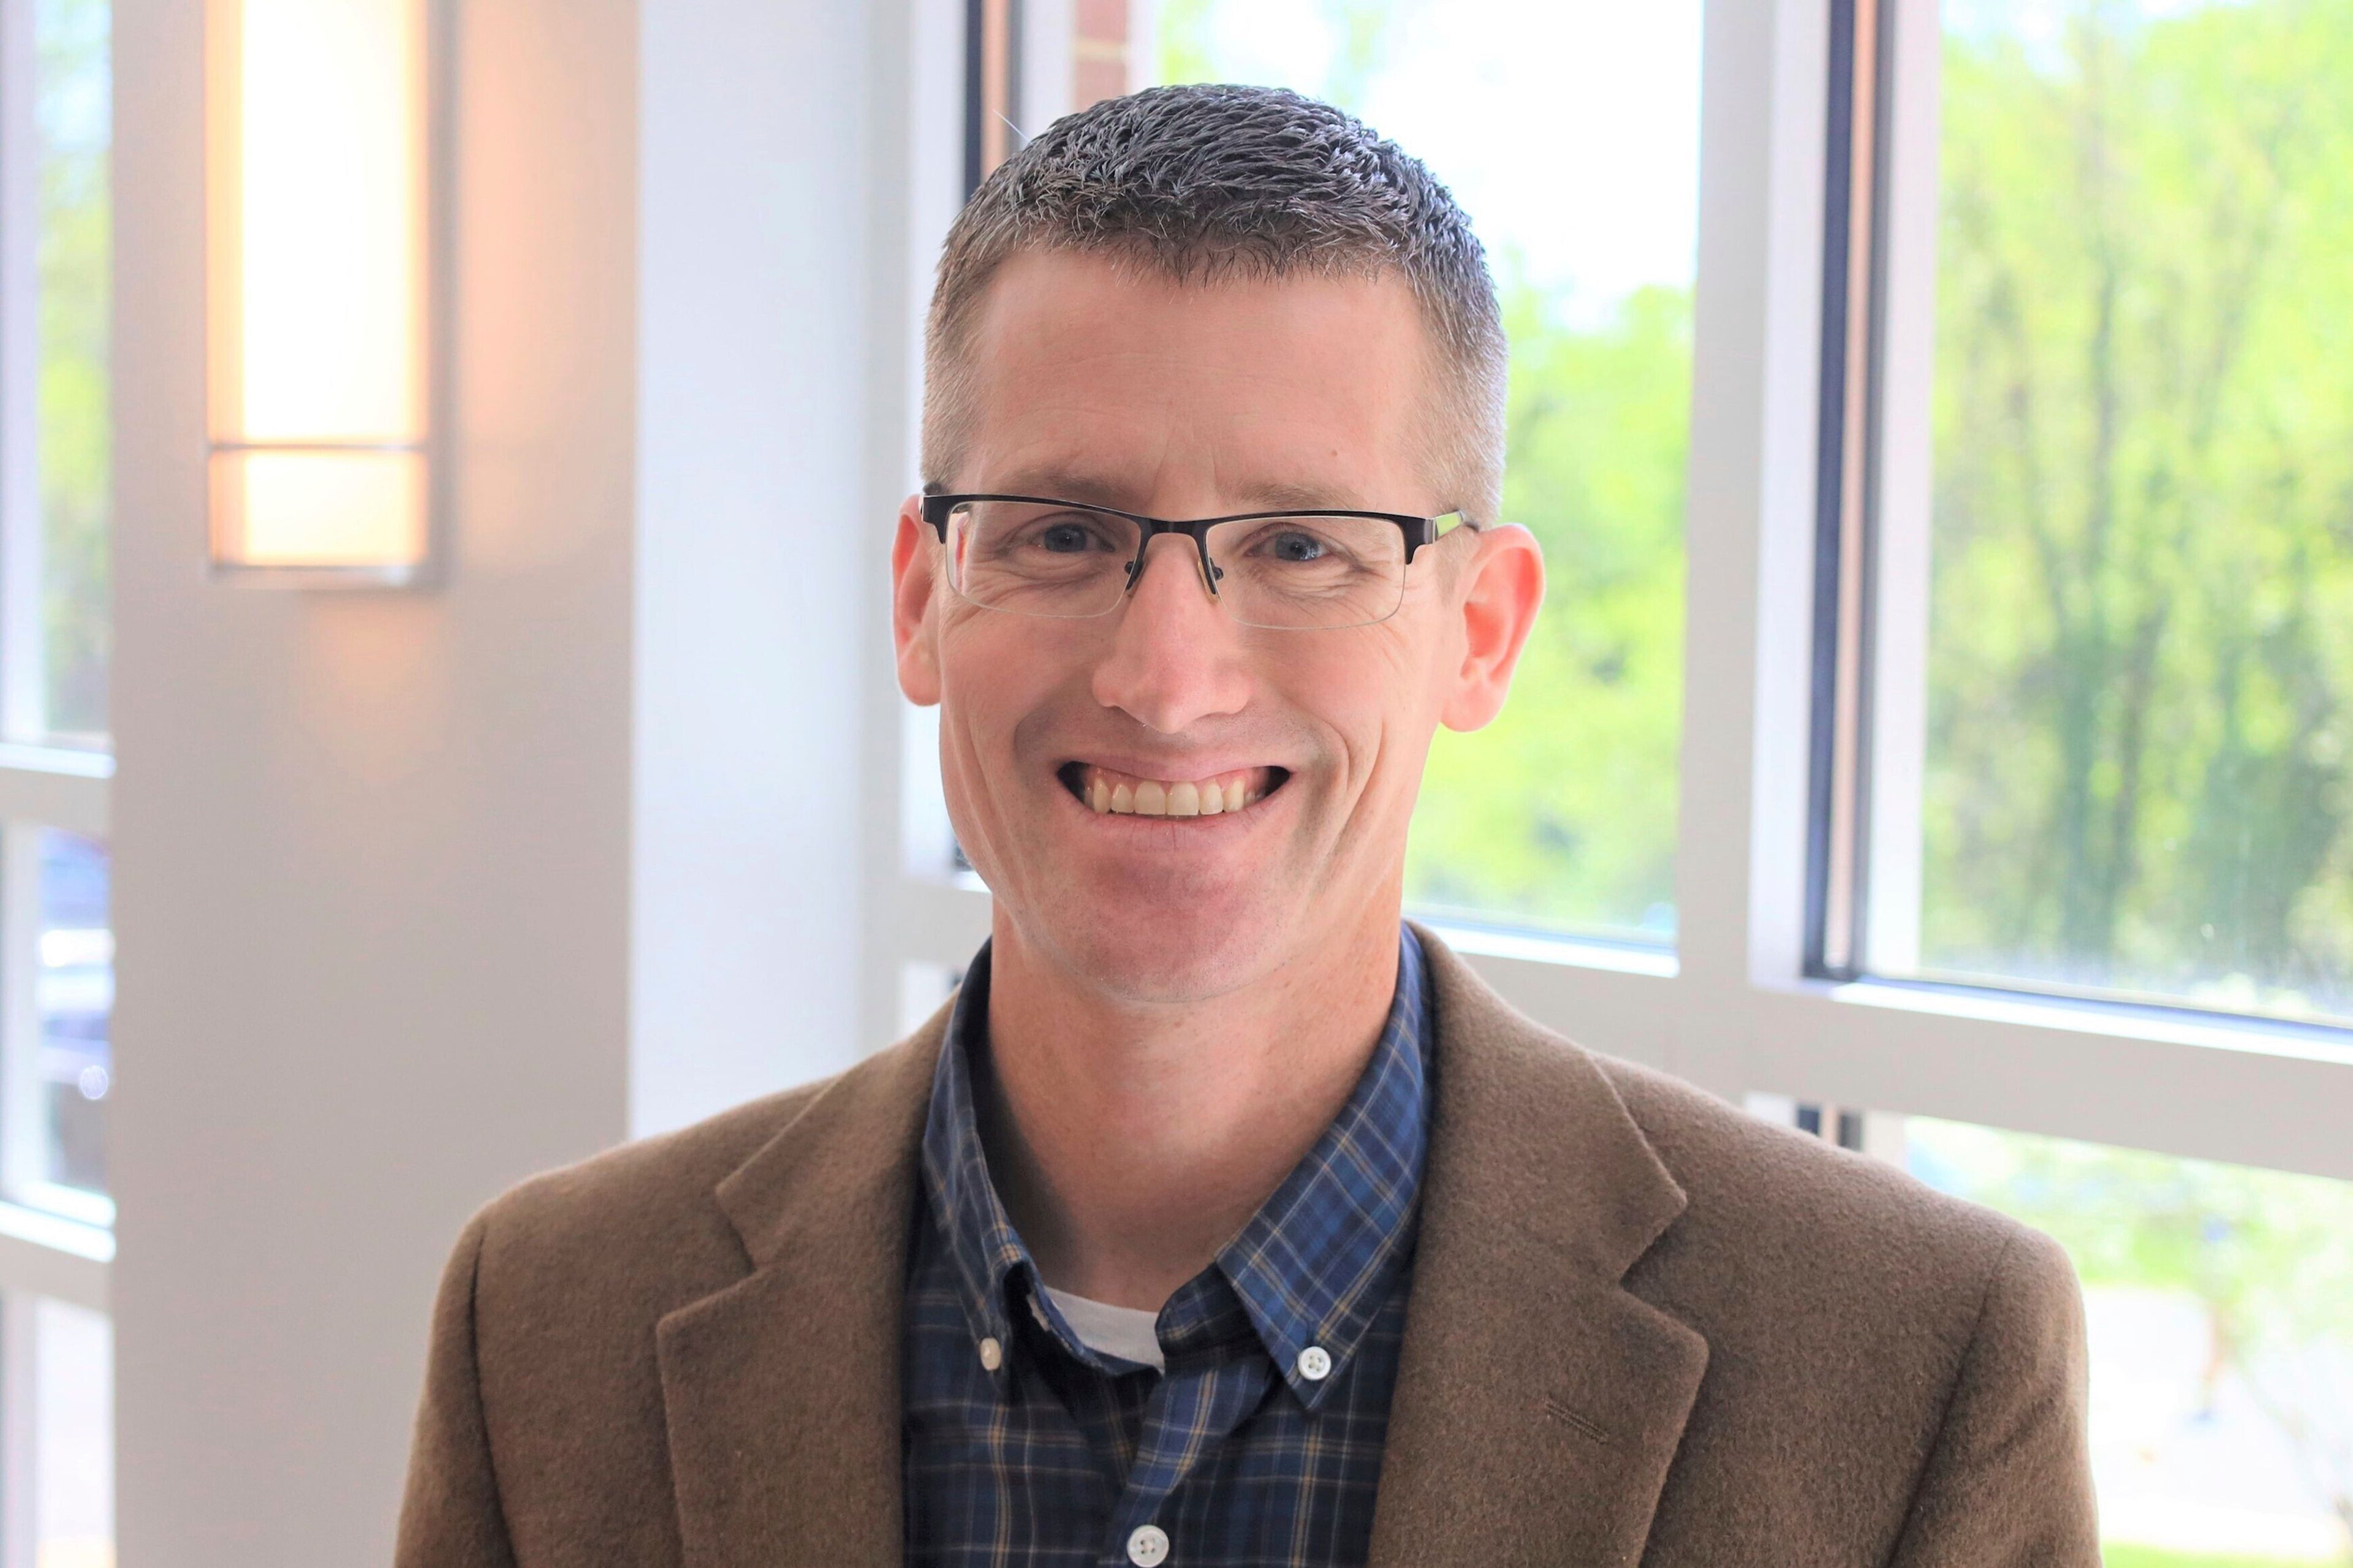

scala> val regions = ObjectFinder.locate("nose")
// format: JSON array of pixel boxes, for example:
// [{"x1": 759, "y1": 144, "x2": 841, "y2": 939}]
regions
[{"x1": 1089, "y1": 534, "x2": 1251, "y2": 734}]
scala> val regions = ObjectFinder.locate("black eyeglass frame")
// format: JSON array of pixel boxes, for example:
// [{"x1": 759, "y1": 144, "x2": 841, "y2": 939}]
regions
[{"x1": 919, "y1": 491, "x2": 1474, "y2": 605}]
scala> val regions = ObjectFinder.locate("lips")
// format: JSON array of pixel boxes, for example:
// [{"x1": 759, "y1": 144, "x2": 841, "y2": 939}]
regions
[{"x1": 1058, "y1": 762, "x2": 1289, "y2": 817}]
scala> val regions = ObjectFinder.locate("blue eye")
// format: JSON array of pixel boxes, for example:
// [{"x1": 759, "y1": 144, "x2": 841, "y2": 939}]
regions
[
  {"x1": 1038, "y1": 522, "x2": 1097, "y2": 553},
  {"x1": 1265, "y1": 531, "x2": 1327, "y2": 562}
]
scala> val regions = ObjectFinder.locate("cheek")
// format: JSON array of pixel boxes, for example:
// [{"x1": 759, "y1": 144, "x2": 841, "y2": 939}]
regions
[
  {"x1": 937, "y1": 623, "x2": 1025, "y2": 770},
  {"x1": 1267, "y1": 629, "x2": 1442, "y2": 789},
  {"x1": 936, "y1": 616, "x2": 1091, "y2": 770}
]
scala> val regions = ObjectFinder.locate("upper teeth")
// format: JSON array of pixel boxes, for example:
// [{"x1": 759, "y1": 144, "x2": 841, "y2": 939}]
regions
[{"x1": 1082, "y1": 767, "x2": 1267, "y2": 817}]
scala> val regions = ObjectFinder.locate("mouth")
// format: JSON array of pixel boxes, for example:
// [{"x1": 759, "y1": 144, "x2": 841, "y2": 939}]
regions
[{"x1": 1057, "y1": 761, "x2": 1292, "y2": 818}]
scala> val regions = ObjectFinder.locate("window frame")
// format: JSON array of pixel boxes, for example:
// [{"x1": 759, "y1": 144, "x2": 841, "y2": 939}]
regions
[
  {"x1": 0, "y1": 0, "x2": 120, "y2": 1557},
  {"x1": 0, "y1": 0, "x2": 115, "y2": 1279},
  {"x1": 868, "y1": 0, "x2": 2353, "y2": 1189}
]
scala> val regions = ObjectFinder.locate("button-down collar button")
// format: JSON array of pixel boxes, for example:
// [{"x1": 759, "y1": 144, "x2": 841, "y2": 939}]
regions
[
  {"x1": 978, "y1": 1336, "x2": 1002, "y2": 1372},
  {"x1": 1296, "y1": 1344, "x2": 1332, "y2": 1381},
  {"x1": 1126, "y1": 1524, "x2": 1170, "y2": 1566}
]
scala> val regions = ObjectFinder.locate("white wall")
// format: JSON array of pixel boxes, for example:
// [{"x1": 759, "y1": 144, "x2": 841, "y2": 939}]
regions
[{"x1": 110, "y1": 0, "x2": 893, "y2": 1559}]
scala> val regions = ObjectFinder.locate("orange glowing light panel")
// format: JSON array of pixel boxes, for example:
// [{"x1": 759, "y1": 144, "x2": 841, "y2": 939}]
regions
[{"x1": 207, "y1": 0, "x2": 433, "y2": 582}]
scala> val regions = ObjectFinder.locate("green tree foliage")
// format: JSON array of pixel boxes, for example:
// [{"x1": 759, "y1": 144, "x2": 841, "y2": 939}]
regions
[
  {"x1": 1405, "y1": 281, "x2": 1687, "y2": 937},
  {"x1": 1925, "y1": 0, "x2": 2353, "y2": 1018},
  {"x1": 1154, "y1": 0, "x2": 1218, "y2": 86}
]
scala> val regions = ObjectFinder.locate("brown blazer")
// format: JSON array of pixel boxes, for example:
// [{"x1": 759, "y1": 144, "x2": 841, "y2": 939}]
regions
[{"x1": 396, "y1": 928, "x2": 2097, "y2": 1566}]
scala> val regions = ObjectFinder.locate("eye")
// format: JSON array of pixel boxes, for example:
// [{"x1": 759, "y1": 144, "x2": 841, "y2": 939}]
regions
[
  {"x1": 1007, "y1": 510, "x2": 1123, "y2": 556},
  {"x1": 1262, "y1": 529, "x2": 1329, "y2": 563},
  {"x1": 1037, "y1": 521, "x2": 1099, "y2": 553}
]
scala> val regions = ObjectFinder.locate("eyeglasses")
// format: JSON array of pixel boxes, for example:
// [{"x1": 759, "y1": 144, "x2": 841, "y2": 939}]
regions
[{"x1": 920, "y1": 493, "x2": 1471, "y2": 631}]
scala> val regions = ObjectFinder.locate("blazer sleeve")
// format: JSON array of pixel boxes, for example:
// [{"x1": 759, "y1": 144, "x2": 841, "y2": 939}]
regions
[
  {"x1": 1885, "y1": 1225, "x2": 2101, "y2": 1566},
  {"x1": 395, "y1": 1211, "x2": 520, "y2": 1568}
]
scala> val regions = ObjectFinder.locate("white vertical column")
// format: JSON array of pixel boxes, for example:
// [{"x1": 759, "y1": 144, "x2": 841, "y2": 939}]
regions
[
  {"x1": 1862, "y1": 0, "x2": 1943, "y2": 977},
  {"x1": 1673, "y1": 0, "x2": 1832, "y2": 1096},
  {"x1": 629, "y1": 0, "x2": 892, "y2": 1137},
  {"x1": 1743, "y1": 0, "x2": 1835, "y2": 1002},
  {"x1": 866, "y1": 0, "x2": 970, "y2": 1059}
]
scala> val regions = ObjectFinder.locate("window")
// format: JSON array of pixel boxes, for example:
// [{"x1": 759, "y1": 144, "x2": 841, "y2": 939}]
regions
[
  {"x1": 1821, "y1": 0, "x2": 2353, "y2": 1026},
  {"x1": 1, "y1": 0, "x2": 115, "y2": 1215},
  {"x1": 0, "y1": 0, "x2": 114, "y2": 1560},
  {"x1": 1151, "y1": 0, "x2": 1703, "y2": 945},
  {"x1": 1908, "y1": 1118, "x2": 2353, "y2": 1564}
]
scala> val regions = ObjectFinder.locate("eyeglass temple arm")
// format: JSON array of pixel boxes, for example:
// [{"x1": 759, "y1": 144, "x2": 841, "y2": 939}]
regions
[{"x1": 1404, "y1": 511, "x2": 1471, "y2": 562}]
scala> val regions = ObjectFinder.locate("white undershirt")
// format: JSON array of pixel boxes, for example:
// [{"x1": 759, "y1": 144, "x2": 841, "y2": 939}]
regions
[{"x1": 1041, "y1": 1285, "x2": 1167, "y2": 1373}]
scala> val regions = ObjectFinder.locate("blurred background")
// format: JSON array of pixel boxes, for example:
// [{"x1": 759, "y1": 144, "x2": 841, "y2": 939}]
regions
[{"x1": 0, "y1": 0, "x2": 2343, "y2": 1562}]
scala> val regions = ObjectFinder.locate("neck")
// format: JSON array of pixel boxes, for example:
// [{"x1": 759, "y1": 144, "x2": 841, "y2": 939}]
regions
[{"x1": 975, "y1": 905, "x2": 1403, "y2": 1313}]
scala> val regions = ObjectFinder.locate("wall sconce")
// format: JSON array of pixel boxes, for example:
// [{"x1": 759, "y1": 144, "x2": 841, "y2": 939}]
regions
[{"x1": 206, "y1": 0, "x2": 441, "y2": 586}]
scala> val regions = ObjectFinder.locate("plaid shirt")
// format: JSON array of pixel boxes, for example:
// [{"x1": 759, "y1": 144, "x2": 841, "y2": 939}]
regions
[{"x1": 903, "y1": 927, "x2": 1433, "y2": 1568}]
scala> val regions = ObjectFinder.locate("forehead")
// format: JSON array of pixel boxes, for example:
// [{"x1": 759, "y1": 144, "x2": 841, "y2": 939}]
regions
[{"x1": 953, "y1": 248, "x2": 1439, "y2": 511}]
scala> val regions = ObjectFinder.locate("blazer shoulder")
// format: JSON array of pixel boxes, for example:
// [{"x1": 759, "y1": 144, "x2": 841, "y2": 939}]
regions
[
  {"x1": 1582, "y1": 1048, "x2": 2090, "y2": 1510},
  {"x1": 515, "y1": 1073, "x2": 832, "y2": 1204},
  {"x1": 464, "y1": 1071, "x2": 840, "y2": 1305},
  {"x1": 1591, "y1": 1050, "x2": 2045, "y2": 1285}
]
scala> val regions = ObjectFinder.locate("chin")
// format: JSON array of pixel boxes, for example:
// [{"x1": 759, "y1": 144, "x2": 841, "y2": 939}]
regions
[{"x1": 1022, "y1": 880, "x2": 1295, "y2": 1005}]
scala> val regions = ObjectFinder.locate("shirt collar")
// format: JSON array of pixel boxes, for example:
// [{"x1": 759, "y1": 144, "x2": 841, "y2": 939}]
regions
[
  {"x1": 919, "y1": 927, "x2": 1433, "y2": 1407},
  {"x1": 1210, "y1": 926, "x2": 1430, "y2": 1407},
  {"x1": 918, "y1": 947, "x2": 1033, "y2": 1384}
]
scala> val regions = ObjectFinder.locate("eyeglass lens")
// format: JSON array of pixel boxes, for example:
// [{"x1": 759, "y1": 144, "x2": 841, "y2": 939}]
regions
[{"x1": 945, "y1": 499, "x2": 1409, "y2": 630}]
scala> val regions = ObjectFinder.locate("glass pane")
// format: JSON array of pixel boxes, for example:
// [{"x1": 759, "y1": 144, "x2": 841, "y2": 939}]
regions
[
  {"x1": 1908, "y1": 1119, "x2": 2353, "y2": 1565},
  {"x1": 36, "y1": 0, "x2": 112, "y2": 747},
  {"x1": 1912, "y1": 0, "x2": 2353, "y2": 1019},
  {"x1": 31, "y1": 1296, "x2": 115, "y2": 1568},
  {"x1": 1150, "y1": 0, "x2": 1699, "y2": 943},
  {"x1": 2, "y1": 0, "x2": 111, "y2": 747},
  {"x1": 39, "y1": 830, "x2": 109, "y2": 1203}
]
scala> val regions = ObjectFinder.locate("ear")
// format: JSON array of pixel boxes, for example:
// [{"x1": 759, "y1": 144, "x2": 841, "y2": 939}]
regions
[
  {"x1": 1439, "y1": 524, "x2": 1545, "y2": 732},
  {"x1": 892, "y1": 494, "x2": 944, "y2": 706}
]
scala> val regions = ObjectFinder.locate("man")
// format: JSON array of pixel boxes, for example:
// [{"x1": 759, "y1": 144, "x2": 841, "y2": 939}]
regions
[{"x1": 397, "y1": 85, "x2": 2097, "y2": 1566}]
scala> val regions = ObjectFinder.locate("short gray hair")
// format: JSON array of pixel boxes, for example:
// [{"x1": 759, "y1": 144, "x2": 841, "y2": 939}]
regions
[{"x1": 922, "y1": 83, "x2": 1507, "y2": 522}]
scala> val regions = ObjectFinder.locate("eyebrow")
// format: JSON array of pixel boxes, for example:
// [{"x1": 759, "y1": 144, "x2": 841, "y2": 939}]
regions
[
  {"x1": 984, "y1": 468, "x2": 1366, "y2": 516},
  {"x1": 1235, "y1": 479, "x2": 1363, "y2": 512}
]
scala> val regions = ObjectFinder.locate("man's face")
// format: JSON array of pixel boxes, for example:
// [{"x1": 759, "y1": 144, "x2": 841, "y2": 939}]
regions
[{"x1": 893, "y1": 249, "x2": 1539, "y2": 1003}]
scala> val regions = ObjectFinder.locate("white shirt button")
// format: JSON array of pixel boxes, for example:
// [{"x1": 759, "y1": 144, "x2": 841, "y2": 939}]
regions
[
  {"x1": 977, "y1": 1336, "x2": 1002, "y2": 1372},
  {"x1": 1296, "y1": 1344, "x2": 1332, "y2": 1381},
  {"x1": 1126, "y1": 1524, "x2": 1170, "y2": 1566}
]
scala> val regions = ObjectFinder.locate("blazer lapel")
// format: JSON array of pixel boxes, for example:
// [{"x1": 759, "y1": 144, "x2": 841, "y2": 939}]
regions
[
  {"x1": 655, "y1": 1009, "x2": 949, "y2": 1568},
  {"x1": 1369, "y1": 930, "x2": 1710, "y2": 1568}
]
